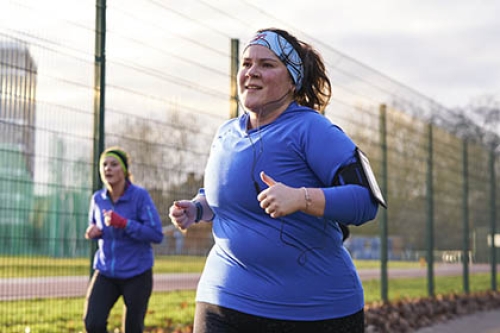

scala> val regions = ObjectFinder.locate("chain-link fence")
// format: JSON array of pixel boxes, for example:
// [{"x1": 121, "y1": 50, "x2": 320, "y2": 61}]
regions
[{"x1": 0, "y1": 0, "x2": 498, "y2": 332}]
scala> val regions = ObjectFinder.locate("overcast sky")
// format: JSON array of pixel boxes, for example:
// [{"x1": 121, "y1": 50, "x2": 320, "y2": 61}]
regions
[
  {"x1": 247, "y1": 0, "x2": 500, "y2": 109},
  {"x1": 2, "y1": 0, "x2": 498, "y2": 111}
]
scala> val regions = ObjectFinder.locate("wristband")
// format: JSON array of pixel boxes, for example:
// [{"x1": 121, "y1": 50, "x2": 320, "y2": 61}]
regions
[
  {"x1": 107, "y1": 211, "x2": 128, "y2": 228},
  {"x1": 193, "y1": 200, "x2": 203, "y2": 223}
]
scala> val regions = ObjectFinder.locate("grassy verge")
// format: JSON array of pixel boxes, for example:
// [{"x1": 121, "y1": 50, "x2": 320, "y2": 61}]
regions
[{"x1": 1, "y1": 274, "x2": 499, "y2": 333}]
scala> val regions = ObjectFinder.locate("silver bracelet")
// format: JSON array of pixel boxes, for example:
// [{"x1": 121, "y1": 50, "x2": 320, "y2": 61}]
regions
[{"x1": 301, "y1": 187, "x2": 311, "y2": 212}]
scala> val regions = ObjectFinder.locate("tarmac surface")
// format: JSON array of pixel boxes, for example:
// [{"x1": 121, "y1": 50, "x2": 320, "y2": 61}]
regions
[{"x1": 413, "y1": 309, "x2": 500, "y2": 333}]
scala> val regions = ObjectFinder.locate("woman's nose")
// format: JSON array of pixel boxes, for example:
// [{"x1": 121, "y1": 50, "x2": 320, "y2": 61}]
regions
[{"x1": 246, "y1": 65, "x2": 259, "y2": 77}]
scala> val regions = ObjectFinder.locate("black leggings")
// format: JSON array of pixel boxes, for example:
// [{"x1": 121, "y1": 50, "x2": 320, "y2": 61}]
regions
[
  {"x1": 83, "y1": 269, "x2": 153, "y2": 333},
  {"x1": 193, "y1": 302, "x2": 364, "y2": 333}
]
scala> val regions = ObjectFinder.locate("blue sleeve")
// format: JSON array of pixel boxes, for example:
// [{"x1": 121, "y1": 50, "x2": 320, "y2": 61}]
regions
[
  {"x1": 303, "y1": 116, "x2": 378, "y2": 225},
  {"x1": 125, "y1": 190, "x2": 164, "y2": 244},
  {"x1": 322, "y1": 185, "x2": 378, "y2": 225}
]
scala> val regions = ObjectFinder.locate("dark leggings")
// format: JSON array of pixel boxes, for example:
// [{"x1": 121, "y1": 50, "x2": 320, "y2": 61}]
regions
[
  {"x1": 83, "y1": 269, "x2": 153, "y2": 333},
  {"x1": 193, "y1": 302, "x2": 364, "y2": 333}
]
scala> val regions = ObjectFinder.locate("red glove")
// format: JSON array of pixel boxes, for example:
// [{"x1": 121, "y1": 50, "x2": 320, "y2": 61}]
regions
[{"x1": 105, "y1": 211, "x2": 128, "y2": 228}]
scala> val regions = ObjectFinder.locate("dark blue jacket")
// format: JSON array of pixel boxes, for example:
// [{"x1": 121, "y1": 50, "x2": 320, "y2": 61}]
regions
[{"x1": 88, "y1": 183, "x2": 164, "y2": 279}]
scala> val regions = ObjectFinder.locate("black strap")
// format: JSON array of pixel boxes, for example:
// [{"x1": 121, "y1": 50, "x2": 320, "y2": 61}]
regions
[
  {"x1": 339, "y1": 223, "x2": 350, "y2": 242},
  {"x1": 332, "y1": 160, "x2": 369, "y2": 187}
]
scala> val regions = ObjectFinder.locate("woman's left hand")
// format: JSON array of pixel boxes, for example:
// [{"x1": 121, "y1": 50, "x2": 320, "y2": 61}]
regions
[{"x1": 257, "y1": 171, "x2": 304, "y2": 218}]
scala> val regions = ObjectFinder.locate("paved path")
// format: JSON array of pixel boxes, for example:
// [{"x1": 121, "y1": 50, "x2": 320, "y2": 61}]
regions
[
  {"x1": 356, "y1": 263, "x2": 493, "y2": 280},
  {"x1": 414, "y1": 309, "x2": 500, "y2": 333},
  {"x1": 0, "y1": 264, "x2": 495, "y2": 301},
  {"x1": 0, "y1": 273, "x2": 200, "y2": 301}
]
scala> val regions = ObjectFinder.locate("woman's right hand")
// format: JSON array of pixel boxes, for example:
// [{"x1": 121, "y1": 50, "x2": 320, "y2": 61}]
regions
[
  {"x1": 85, "y1": 224, "x2": 102, "y2": 239},
  {"x1": 168, "y1": 200, "x2": 196, "y2": 231}
]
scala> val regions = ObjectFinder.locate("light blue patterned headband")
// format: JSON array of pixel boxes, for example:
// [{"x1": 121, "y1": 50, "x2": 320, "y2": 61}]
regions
[{"x1": 244, "y1": 31, "x2": 304, "y2": 91}]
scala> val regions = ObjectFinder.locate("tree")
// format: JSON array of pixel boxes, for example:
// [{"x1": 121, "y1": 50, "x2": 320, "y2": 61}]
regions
[
  {"x1": 441, "y1": 95, "x2": 500, "y2": 148},
  {"x1": 106, "y1": 107, "x2": 216, "y2": 255}
]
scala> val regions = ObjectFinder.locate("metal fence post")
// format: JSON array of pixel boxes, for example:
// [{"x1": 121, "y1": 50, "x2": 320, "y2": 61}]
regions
[
  {"x1": 426, "y1": 123, "x2": 435, "y2": 297},
  {"x1": 90, "y1": 0, "x2": 106, "y2": 278},
  {"x1": 379, "y1": 104, "x2": 388, "y2": 302},
  {"x1": 490, "y1": 150, "x2": 497, "y2": 291},
  {"x1": 230, "y1": 38, "x2": 239, "y2": 119},
  {"x1": 462, "y1": 140, "x2": 470, "y2": 293}
]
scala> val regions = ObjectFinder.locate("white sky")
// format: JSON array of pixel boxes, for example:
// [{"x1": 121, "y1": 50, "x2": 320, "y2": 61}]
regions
[
  {"x1": 2, "y1": 0, "x2": 499, "y2": 112},
  {"x1": 247, "y1": 0, "x2": 500, "y2": 109}
]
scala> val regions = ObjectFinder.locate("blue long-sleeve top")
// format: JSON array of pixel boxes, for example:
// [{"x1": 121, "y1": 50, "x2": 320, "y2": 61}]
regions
[
  {"x1": 197, "y1": 102, "x2": 378, "y2": 320},
  {"x1": 88, "y1": 183, "x2": 164, "y2": 279}
]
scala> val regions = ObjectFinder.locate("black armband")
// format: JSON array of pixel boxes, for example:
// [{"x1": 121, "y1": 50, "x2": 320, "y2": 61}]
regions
[
  {"x1": 333, "y1": 147, "x2": 387, "y2": 209},
  {"x1": 333, "y1": 160, "x2": 368, "y2": 187}
]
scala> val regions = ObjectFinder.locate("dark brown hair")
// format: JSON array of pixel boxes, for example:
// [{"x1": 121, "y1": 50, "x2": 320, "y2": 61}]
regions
[{"x1": 258, "y1": 28, "x2": 332, "y2": 113}]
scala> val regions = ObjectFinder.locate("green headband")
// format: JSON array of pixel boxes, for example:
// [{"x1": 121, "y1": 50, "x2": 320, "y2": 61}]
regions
[{"x1": 101, "y1": 150, "x2": 128, "y2": 174}]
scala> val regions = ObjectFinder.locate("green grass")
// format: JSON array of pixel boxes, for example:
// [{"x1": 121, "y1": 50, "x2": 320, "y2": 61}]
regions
[
  {"x1": 1, "y1": 290, "x2": 197, "y2": 333},
  {"x1": 1, "y1": 274, "x2": 499, "y2": 333},
  {"x1": 363, "y1": 273, "x2": 500, "y2": 303}
]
